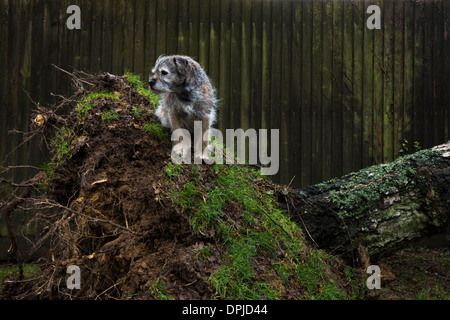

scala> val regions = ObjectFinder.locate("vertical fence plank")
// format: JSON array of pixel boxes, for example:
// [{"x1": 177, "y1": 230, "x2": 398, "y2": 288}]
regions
[
  {"x1": 342, "y1": 0, "x2": 353, "y2": 173},
  {"x1": 208, "y1": 0, "x2": 220, "y2": 89},
  {"x1": 17, "y1": 1, "x2": 33, "y2": 231},
  {"x1": 156, "y1": 0, "x2": 167, "y2": 58},
  {"x1": 250, "y1": 0, "x2": 262, "y2": 133},
  {"x1": 58, "y1": 0, "x2": 73, "y2": 95},
  {"x1": 145, "y1": 0, "x2": 157, "y2": 70},
  {"x1": 218, "y1": 0, "x2": 231, "y2": 133},
  {"x1": 209, "y1": 5, "x2": 221, "y2": 146},
  {"x1": 0, "y1": 0, "x2": 10, "y2": 212},
  {"x1": 188, "y1": 0, "x2": 199, "y2": 58},
  {"x1": 40, "y1": 2, "x2": 52, "y2": 105},
  {"x1": 29, "y1": 0, "x2": 44, "y2": 165},
  {"x1": 383, "y1": 0, "x2": 395, "y2": 162},
  {"x1": 80, "y1": 0, "x2": 92, "y2": 71},
  {"x1": 0, "y1": 1, "x2": 8, "y2": 159},
  {"x1": 260, "y1": 0, "x2": 272, "y2": 173},
  {"x1": 49, "y1": 1, "x2": 61, "y2": 96},
  {"x1": 240, "y1": 0, "x2": 252, "y2": 133},
  {"x1": 4, "y1": 0, "x2": 22, "y2": 181},
  {"x1": 290, "y1": 1, "x2": 302, "y2": 185},
  {"x1": 260, "y1": 0, "x2": 272, "y2": 133},
  {"x1": 280, "y1": 0, "x2": 292, "y2": 184},
  {"x1": 0, "y1": 0, "x2": 9, "y2": 171},
  {"x1": 393, "y1": 0, "x2": 404, "y2": 156},
  {"x1": 362, "y1": 0, "x2": 374, "y2": 168},
  {"x1": 230, "y1": 0, "x2": 242, "y2": 131},
  {"x1": 101, "y1": 0, "x2": 113, "y2": 72},
  {"x1": 90, "y1": 0, "x2": 103, "y2": 73},
  {"x1": 270, "y1": 0, "x2": 282, "y2": 183},
  {"x1": 413, "y1": 0, "x2": 425, "y2": 147},
  {"x1": 123, "y1": 0, "x2": 135, "y2": 71},
  {"x1": 352, "y1": 0, "x2": 363, "y2": 171},
  {"x1": 177, "y1": 0, "x2": 189, "y2": 55},
  {"x1": 17, "y1": 0, "x2": 33, "y2": 179},
  {"x1": 112, "y1": 0, "x2": 125, "y2": 74},
  {"x1": 423, "y1": 0, "x2": 434, "y2": 148},
  {"x1": 433, "y1": 0, "x2": 444, "y2": 145},
  {"x1": 199, "y1": 0, "x2": 211, "y2": 71},
  {"x1": 311, "y1": 0, "x2": 322, "y2": 184},
  {"x1": 372, "y1": 0, "x2": 383, "y2": 164},
  {"x1": 156, "y1": 0, "x2": 168, "y2": 58},
  {"x1": 403, "y1": 0, "x2": 414, "y2": 152},
  {"x1": 166, "y1": 0, "x2": 178, "y2": 56},
  {"x1": 301, "y1": 0, "x2": 312, "y2": 186},
  {"x1": 322, "y1": 0, "x2": 333, "y2": 181},
  {"x1": 331, "y1": 0, "x2": 343, "y2": 179},
  {"x1": 445, "y1": 0, "x2": 450, "y2": 141},
  {"x1": 133, "y1": 0, "x2": 146, "y2": 75},
  {"x1": 238, "y1": 0, "x2": 251, "y2": 164}
]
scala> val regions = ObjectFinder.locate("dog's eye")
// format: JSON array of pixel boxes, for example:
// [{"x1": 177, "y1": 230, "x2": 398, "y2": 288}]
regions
[{"x1": 161, "y1": 70, "x2": 168, "y2": 76}]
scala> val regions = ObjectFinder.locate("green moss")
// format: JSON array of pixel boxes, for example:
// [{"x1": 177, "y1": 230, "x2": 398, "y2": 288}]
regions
[
  {"x1": 123, "y1": 71, "x2": 160, "y2": 107},
  {"x1": 39, "y1": 126, "x2": 86, "y2": 190},
  {"x1": 143, "y1": 122, "x2": 170, "y2": 146},
  {"x1": 165, "y1": 163, "x2": 350, "y2": 300},
  {"x1": 318, "y1": 148, "x2": 441, "y2": 220},
  {"x1": 0, "y1": 264, "x2": 38, "y2": 283},
  {"x1": 76, "y1": 91, "x2": 120, "y2": 121},
  {"x1": 51, "y1": 126, "x2": 75, "y2": 164}
]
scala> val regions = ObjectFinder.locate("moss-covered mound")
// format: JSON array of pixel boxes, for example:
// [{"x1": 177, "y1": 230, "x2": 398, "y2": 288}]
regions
[{"x1": 1, "y1": 71, "x2": 356, "y2": 300}]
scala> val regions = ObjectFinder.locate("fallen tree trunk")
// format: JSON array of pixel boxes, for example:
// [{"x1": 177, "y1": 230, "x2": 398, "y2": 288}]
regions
[{"x1": 282, "y1": 142, "x2": 450, "y2": 261}]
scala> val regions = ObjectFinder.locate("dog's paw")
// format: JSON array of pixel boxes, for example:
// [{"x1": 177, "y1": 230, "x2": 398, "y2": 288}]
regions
[
  {"x1": 194, "y1": 144, "x2": 214, "y2": 164},
  {"x1": 194, "y1": 152, "x2": 207, "y2": 163}
]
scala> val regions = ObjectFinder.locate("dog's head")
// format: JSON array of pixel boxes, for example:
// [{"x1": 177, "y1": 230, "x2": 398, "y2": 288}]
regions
[{"x1": 148, "y1": 55, "x2": 202, "y2": 94}]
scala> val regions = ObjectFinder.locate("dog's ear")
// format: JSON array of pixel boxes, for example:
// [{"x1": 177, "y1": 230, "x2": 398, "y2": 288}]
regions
[
  {"x1": 173, "y1": 57, "x2": 198, "y2": 85},
  {"x1": 173, "y1": 57, "x2": 189, "y2": 75}
]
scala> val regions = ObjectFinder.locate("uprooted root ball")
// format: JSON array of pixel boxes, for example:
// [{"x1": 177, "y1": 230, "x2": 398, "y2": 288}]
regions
[{"x1": 3, "y1": 70, "x2": 352, "y2": 300}]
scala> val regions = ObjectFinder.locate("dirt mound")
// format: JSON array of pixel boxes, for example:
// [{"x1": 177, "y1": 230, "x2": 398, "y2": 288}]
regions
[
  {"x1": 1, "y1": 70, "x2": 352, "y2": 300},
  {"x1": 3, "y1": 72, "x2": 213, "y2": 299}
]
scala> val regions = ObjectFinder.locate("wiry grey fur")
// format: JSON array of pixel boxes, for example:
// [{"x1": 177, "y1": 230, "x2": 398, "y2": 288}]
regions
[{"x1": 148, "y1": 55, "x2": 218, "y2": 160}]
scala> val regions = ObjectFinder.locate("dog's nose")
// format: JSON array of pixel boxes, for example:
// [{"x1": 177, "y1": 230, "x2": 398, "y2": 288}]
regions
[{"x1": 148, "y1": 79, "x2": 155, "y2": 88}]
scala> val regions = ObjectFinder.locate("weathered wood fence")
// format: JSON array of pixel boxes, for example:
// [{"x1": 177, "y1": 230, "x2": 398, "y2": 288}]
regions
[{"x1": 0, "y1": 0, "x2": 449, "y2": 189}]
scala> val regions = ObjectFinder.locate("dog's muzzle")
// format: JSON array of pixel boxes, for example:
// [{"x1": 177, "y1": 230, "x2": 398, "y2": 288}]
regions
[{"x1": 148, "y1": 79, "x2": 156, "y2": 90}]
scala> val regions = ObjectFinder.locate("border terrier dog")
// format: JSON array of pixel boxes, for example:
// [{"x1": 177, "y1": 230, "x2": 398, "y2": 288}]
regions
[{"x1": 148, "y1": 55, "x2": 218, "y2": 161}]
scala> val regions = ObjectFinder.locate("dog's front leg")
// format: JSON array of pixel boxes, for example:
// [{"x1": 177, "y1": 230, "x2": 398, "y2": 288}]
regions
[
  {"x1": 193, "y1": 117, "x2": 210, "y2": 163},
  {"x1": 169, "y1": 111, "x2": 191, "y2": 160}
]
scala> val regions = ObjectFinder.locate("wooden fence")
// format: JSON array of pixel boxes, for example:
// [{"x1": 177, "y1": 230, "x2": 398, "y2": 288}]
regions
[{"x1": 1, "y1": 0, "x2": 449, "y2": 189}]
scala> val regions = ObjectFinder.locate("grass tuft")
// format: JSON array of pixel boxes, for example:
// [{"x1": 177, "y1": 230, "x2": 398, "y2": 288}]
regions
[{"x1": 165, "y1": 162, "x2": 349, "y2": 299}]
